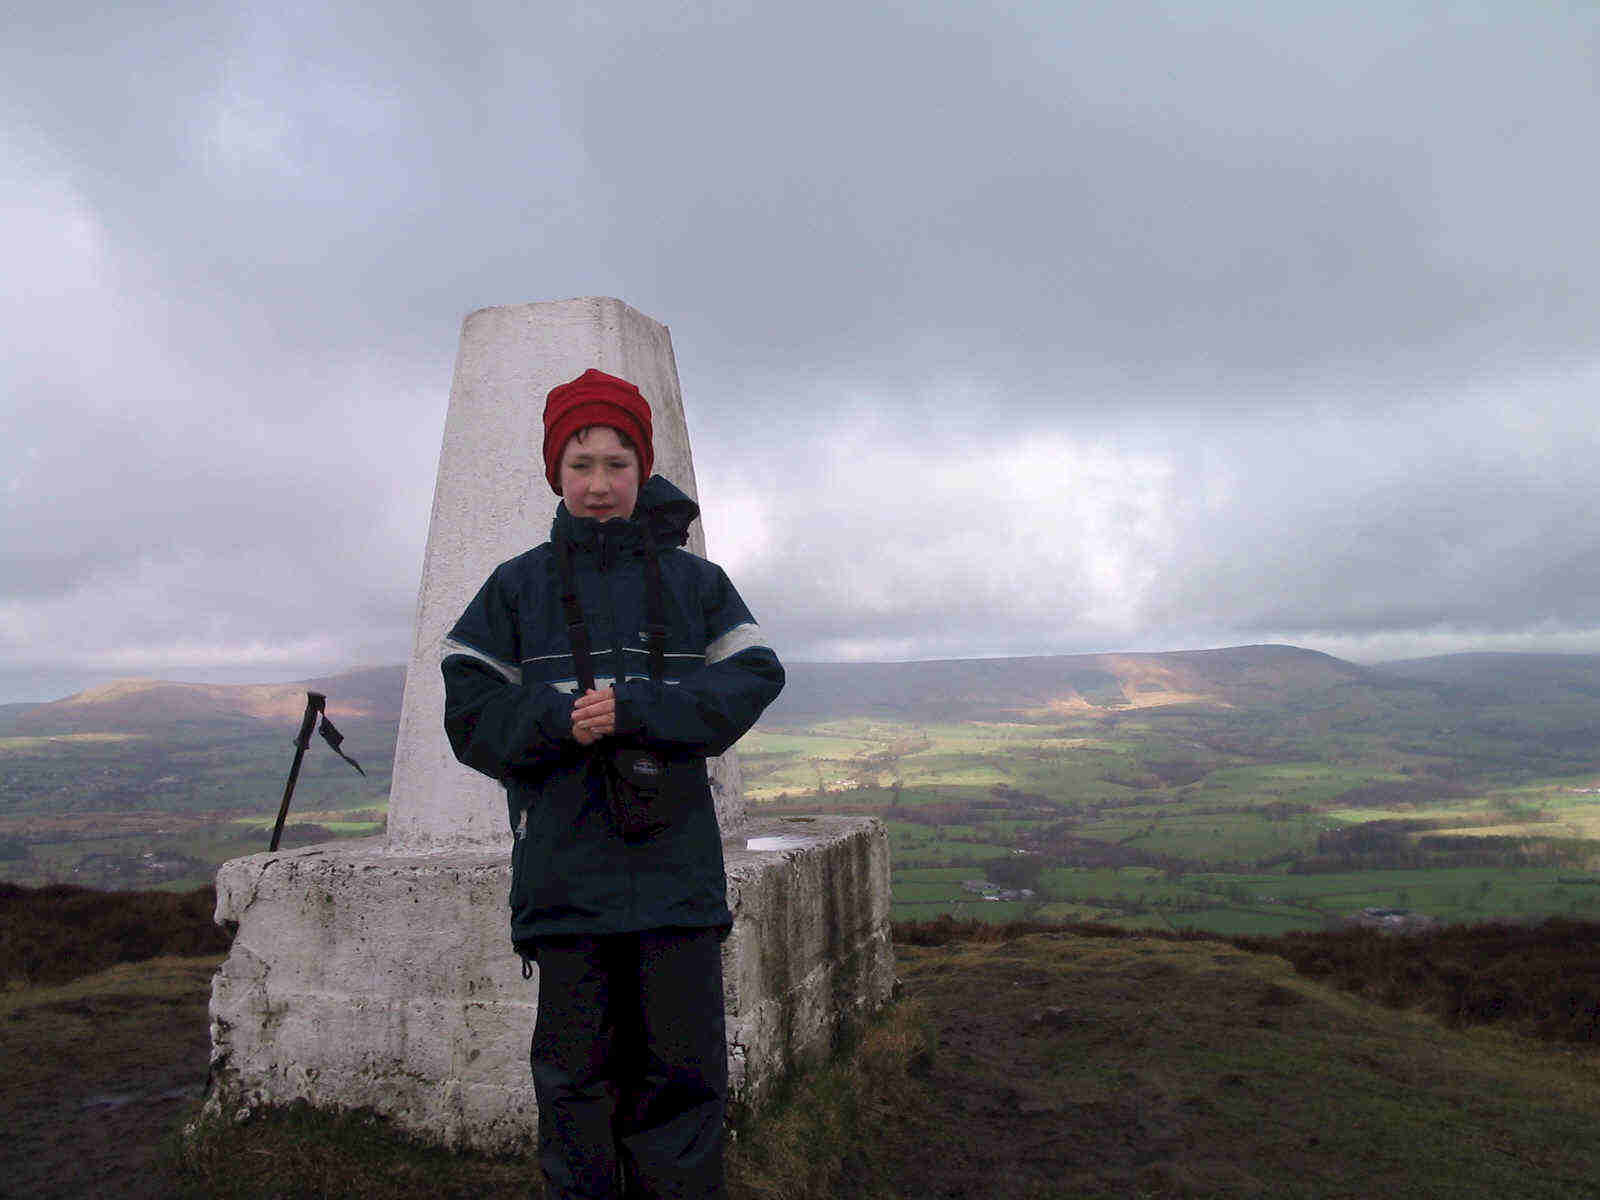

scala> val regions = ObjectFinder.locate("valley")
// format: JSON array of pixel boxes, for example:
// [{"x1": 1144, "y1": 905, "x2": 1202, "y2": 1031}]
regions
[{"x1": 5, "y1": 647, "x2": 1600, "y2": 935}]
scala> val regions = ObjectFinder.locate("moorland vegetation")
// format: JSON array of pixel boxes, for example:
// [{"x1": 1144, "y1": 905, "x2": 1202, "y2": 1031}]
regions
[{"x1": 6, "y1": 888, "x2": 1600, "y2": 1197}]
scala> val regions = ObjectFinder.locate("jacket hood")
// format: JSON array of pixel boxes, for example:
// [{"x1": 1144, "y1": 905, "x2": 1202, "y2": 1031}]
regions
[{"x1": 552, "y1": 474, "x2": 700, "y2": 549}]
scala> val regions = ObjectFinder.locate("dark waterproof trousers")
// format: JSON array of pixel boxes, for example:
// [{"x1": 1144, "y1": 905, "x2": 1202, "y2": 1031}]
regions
[{"x1": 529, "y1": 927, "x2": 728, "y2": 1200}]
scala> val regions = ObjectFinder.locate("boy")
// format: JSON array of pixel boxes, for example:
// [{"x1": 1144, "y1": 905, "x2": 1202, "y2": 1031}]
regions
[{"x1": 441, "y1": 367, "x2": 783, "y2": 1199}]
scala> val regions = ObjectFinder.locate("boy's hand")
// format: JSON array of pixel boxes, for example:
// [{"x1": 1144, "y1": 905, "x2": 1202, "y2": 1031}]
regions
[{"x1": 571, "y1": 687, "x2": 616, "y2": 745}]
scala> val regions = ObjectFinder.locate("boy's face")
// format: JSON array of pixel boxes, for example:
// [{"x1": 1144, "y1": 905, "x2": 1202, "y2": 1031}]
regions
[{"x1": 558, "y1": 426, "x2": 639, "y2": 522}]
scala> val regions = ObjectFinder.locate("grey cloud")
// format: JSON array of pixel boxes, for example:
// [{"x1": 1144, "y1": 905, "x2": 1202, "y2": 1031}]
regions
[
  {"x1": 3, "y1": 1, "x2": 1599, "y2": 702},
  {"x1": 1143, "y1": 393, "x2": 1600, "y2": 640},
  {"x1": 11, "y1": 2, "x2": 1594, "y2": 393},
  {"x1": 578, "y1": 2, "x2": 1600, "y2": 394},
  {"x1": 710, "y1": 381, "x2": 1600, "y2": 665}
]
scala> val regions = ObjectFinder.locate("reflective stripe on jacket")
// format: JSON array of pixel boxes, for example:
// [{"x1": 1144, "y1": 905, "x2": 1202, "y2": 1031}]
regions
[{"x1": 441, "y1": 475, "x2": 784, "y2": 941}]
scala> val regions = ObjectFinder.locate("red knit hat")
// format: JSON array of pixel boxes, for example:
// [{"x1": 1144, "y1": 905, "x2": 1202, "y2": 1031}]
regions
[{"x1": 541, "y1": 368, "x2": 655, "y2": 495}]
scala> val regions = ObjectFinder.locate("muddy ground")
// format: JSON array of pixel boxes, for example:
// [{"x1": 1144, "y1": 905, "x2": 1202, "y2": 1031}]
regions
[{"x1": 1, "y1": 956, "x2": 219, "y2": 1200}]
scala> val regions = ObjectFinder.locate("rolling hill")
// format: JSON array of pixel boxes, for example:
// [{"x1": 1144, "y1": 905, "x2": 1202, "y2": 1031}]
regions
[
  {"x1": 0, "y1": 665, "x2": 406, "y2": 737},
  {"x1": 0, "y1": 645, "x2": 1367, "y2": 740},
  {"x1": 763, "y1": 642, "x2": 1369, "y2": 719},
  {"x1": 19, "y1": 644, "x2": 1600, "y2": 737},
  {"x1": 1374, "y1": 651, "x2": 1600, "y2": 704}
]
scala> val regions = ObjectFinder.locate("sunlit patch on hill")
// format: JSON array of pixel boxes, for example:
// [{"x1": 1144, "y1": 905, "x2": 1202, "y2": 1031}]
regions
[
  {"x1": 0, "y1": 732, "x2": 143, "y2": 750},
  {"x1": 1041, "y1": 692, "x2": 1100, "y2": 713},
  {"x1": 63, "y1": 679, "x2": 163, "y2": 703},
  {"x1": 1098, "y1": 653, "x2": 1226, "y2": 706}
]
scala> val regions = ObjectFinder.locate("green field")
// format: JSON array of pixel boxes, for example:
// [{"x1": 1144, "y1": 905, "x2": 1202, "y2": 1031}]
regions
[
  {"x1": 757, "y1": 701, "x2": 1600, "y2": 935},
  {"x1": 9, "y1": 652, "x2": 1600, "y2": 930},
  {"x1": 0, "y1": 715, "x2": 395, "y2": 891}
]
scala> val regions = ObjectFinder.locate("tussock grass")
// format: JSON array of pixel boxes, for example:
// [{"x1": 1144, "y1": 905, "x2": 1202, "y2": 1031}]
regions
[
  {"x1": 172, "y1": 1104, "x2": 533, "y2": 1199},
  {"x1": 882, "y1": 926, "x2": 1600, "y2": 1198},
  {"x1": 895, "y1": 914, "x2": 1216, "y2": 946},
  {"x1": 10, "y1": 890, "x2": 1600, "y2": 1196},
  {"x1": 901, "y1": 913, "x2": 1600, "y2": 1044},
  {"x1": 725, "y1": 999, "x2": 936, "y2": 1199},
  {"x1": 1239, "y1": 916, "x2": 1600, "y2": 1043},
  {"x1": 0, "y1": 881, "x2": 232, "y2": 988},
  {"x1": 168, "y1": 1000, "x2": 941, "y2": 1199}
]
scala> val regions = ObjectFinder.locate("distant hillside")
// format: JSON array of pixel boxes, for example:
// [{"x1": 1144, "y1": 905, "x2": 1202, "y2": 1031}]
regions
[
  {"x1": 1373, "y1": 652, "x2": 1600, "y2": 705},
  {"x1": 764, "y1": 643, "x2": 1369, "y2": 721},
  {"x1": 0, "y1": 667, "x2": 405, "y2": 826},
  {"x1": 0, "y1": 648, "x2": 1373, "y2": 738},
  {"x1": 10, "y1": 648, "x2": 1600, "y2": 892},
  {"x1": 8, "y1": 647, "x2": 1598, "y2": 736},
  {"x1": 0, "y1": 702, "x2": 41, "y2": 730},
  {"x1": 0, "y1": 665, "x2": 406, "y2": 737}
]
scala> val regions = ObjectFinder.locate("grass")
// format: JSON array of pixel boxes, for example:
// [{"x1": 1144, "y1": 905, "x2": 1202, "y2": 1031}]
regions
[
  {"x1": 1077, "y1": 810, "x2": 1328, "y2": 861},
  {"x1": 0, "y1": 882, "x2": 231, "y2": 988},
  {"x1": 0, "y1": 732, "x2": 144, "y2": 750},
  {"x1": 1238, "y1": 917, "x2": 1600, "y2": 1042},
  {"x1": 737, "y1": 711, "x2": 1600, "y2": 935},
  {"x1": 172, "y1": 992, "x2": 941, "y2": 1200},
  {"x1": 719, "y1": 998, "x2": 936, "y2": 1200},
  {"x1": 173, "y1": 1104, "x2": 534, "y2": 1199},
  {"x1": 857, "y1": 924, "x2": 1600, "y2": 1197},
  {"x1": 147, "y1": 925, "x2": 1600, "y2": 1196},
  {"x1": 1198, "y1": 761, "x2": 1400, "y2": 803},
  {"x1": 1, "y1": 954, "x2": 224, "y2": 1199},
  {"x1": 890, "y1": 878, "x2": 973, "y2": 901},
  {"x1": 1171, "y1": 906, "x2": 1327, "y2": 935},
  {"x1": 894, "y1": 866, "x2": 982, "y2": 882},
  {"x1": 10, "y1": 891, "x2": 1600, "y2": 1197}
]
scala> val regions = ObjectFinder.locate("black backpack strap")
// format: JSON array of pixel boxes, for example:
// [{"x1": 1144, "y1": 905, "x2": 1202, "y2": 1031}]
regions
[
  {"x1": 553, "y1": 533, "x2": 597, "y2": 693},
  {"x1": 639, "y1": 525, "x2": 667, "y2": 684},
  {"x1": 555, "y1": 525, "x2": 665, "y2": 690}
]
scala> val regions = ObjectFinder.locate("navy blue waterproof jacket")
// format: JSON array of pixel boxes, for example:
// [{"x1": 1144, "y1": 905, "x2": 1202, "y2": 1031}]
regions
[{"x1": 441, "y1": 476, "x2": 784, "y2": 943}]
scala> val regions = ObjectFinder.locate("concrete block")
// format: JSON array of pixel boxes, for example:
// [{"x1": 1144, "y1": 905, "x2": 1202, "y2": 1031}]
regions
[
  {"x1": 207, "y1": 815, "x2": 891, "y2": 1151},
  {"x1": 722, "y1": 815, "x2": 896, "y2": 1105}
]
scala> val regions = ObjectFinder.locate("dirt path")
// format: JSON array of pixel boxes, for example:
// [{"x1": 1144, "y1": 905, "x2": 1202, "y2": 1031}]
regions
[{"x1": 0, "y1": 956, "x2": 220, "y2": 1199}]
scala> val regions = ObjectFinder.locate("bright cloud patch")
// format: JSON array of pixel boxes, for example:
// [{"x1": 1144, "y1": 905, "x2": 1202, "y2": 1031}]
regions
[{"x1": 723, "y1": 411, "x2": 1181, "y2": 660}]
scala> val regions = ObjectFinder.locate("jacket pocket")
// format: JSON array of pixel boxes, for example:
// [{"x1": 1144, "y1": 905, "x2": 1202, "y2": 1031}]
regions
[
  {"x1": 508, "y1": 802, "x2": 531, "y2": 914},
  {"x1": 507, "y1": 791, "x2": 555, "y2": 912}
]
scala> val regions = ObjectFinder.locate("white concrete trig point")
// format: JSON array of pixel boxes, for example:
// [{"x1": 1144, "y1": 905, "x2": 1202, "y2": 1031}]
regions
[{"x1": 206, "y1": 297, "x2": 893, "y2": 1150}]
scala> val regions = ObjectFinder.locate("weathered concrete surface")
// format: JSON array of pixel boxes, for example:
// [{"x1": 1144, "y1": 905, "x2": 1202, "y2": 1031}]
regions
[
  {"x1": 208, "y1": 839, "x2": 536, "y2": 1149},
  {"x1": 722, "y1": 816, "x2": 896, "y2": 1109},
  {"x1": 206, "y1": 297, "x2": 892, "y2": 1149},
  {"x1": 207, "y1": 815, "x2": 891, "y2": 1150}
]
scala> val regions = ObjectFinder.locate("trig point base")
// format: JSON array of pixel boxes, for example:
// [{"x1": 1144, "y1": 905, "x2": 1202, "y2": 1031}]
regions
[{"x1": 204, "y1": 298, "x2": 893, "y2": 1150}]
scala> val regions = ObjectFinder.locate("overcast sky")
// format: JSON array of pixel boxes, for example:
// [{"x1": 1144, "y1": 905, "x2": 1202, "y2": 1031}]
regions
[{"x1": 3, "y1": 1, "x2": 1598, "y2": 704}]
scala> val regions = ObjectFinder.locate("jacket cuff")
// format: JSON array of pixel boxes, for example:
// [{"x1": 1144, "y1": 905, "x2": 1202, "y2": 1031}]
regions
[
  {"x1": 534, "y1": 687, "x2": 579, "y2": 746},
  {"x1": 610, "y1": 680, "x2": 645, "y2": 739}
]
